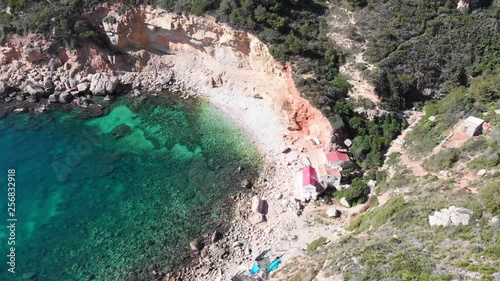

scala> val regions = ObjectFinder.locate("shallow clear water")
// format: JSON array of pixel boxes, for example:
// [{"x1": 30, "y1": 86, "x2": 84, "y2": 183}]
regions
[{"x1": 0, "y1": 95, "x2": 260, "y2": 280}]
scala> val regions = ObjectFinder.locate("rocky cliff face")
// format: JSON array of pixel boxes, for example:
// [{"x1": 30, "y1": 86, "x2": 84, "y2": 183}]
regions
[{"x1": 0, "y1": 4, "x2": 332, "y2": 144}]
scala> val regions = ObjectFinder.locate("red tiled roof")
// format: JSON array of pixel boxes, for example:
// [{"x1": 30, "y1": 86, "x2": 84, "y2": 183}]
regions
[
  {"x1": 324, "y1": 165, "x2": 341, "y2": 177},
  {"x1": 302, "y1": 166, "x2": 318, "y2": 187},
  {"x1": 325, "y1": 151, "x2": 349, "y2": 162}
]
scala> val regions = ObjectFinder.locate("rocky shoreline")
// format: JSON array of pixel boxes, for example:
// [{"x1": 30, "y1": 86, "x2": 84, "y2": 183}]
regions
[
  {"x1": 0, "y1": 5, "x2": 341, "y2": 281},
  {"x1": 0, "y1": 49, "x2": 183, "y2": 119}
]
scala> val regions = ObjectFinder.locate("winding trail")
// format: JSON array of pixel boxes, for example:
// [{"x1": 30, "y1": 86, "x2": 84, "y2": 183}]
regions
[{"x1": 385, "y1": 111, "x2": 433, "y2": 177}]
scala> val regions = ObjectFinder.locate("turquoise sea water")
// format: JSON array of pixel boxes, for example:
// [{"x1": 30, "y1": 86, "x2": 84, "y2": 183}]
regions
[{"x1": 0, "y1": 95, "x2": 260, "y2": 280}]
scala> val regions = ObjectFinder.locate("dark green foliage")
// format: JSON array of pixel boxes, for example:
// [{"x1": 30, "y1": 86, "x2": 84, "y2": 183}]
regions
[
  {"x1": 349, "y1": 113, "x2": 406, "y2": 168},
  {"x1": 335, "y1": 178, "x2": 370, "y2": 205},
  {"x1": 346, "y1": 0, "x2": 367, "y2": 9},
  {"x1": 340, "y1": 160, "x2": 360, "y2": 177},
  {"x1": 364, "y1": 169, "x2": 387, "y2": 184},
  {"x1": 331, "y1": 76, "x2": 351, "y2": 88},
  {"x1": 355, "y1": 1, "x2": 499, "y2": 110}
]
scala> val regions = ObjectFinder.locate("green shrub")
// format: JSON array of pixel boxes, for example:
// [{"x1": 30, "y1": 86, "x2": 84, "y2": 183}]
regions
[
  {"x1": 331, "y1": 76, "x2": 351, "y2": 88},
  {"x1": 423, "y1": 148, "x2": 460, "y2": 172},
  {"x1": 386, "y1": 152, "x2": 401, "y2": 166},
  {"x1": 467, "y1": 155, "x2": 500, "y2": 170},
  {"x1": 335, "y1": 178, "x2": 370, "y2": 205},
  {"x1": 480, "y1": 181, "x2": 500, "y2": 215},
  {"x1": 307, "y1": 236, "x2": 328, "y2": 252},
  {"x1": 348, "y1": 196, "x2": 405, "y2": 233}
]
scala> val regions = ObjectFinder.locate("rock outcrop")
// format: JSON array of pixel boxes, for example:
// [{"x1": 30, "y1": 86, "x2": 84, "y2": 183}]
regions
[
  {"x1": 429, "y1": 206, "x2": 473, "y2": 227},
  {"x1": 89, "y1": 73, "x2": 119, "y2": 95},
  {"x1": 22, "y1": 43, "x2": 47, "y2": 63}
]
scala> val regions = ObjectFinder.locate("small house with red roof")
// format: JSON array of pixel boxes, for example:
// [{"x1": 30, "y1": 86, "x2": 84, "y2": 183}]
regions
[
  {"x1": 325, "y1": 151, "x2": 349, "y2": 168},
  {"x1": 295, "y1": 165, "x2": 323, "y2": 201}
]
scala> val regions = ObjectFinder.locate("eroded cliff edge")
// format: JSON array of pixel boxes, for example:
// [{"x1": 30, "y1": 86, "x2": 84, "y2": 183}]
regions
[{"x1": 0, "y1": 4, "x2": 332, "y2": 148}]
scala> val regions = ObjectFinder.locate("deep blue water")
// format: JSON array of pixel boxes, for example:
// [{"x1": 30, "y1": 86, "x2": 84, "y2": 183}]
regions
[{"x1": 0, "y1": 96, "x2": 260, "y2": 280}]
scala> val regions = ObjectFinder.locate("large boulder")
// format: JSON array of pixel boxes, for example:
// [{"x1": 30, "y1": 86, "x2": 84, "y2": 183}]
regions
[
  {"x1": 326, "y1": 208, "x2": 340, "y2": 218},
  {"x1": 340, "y1": 197, "x2": 351, "y2": 208},
  {"x1": 251, "y1": 196, "x2": 264, "y2": 214},
  {"x1": 22, "y1": 44, "x2": 46, "y2": 63},
  {"x1": 189, "y1": 237, "x2": 203, "y2": 252},
  {"x1": 59, "y1": 92, "x2": 73, "y2": 104},
  {"x1": 89, "y1": 73, "x2": 119, "y2": 95},
  {"x1": 48, "y1": 93, "x2": 59, "y2": 103},
  {"x1": 0, "y1": 81, "x2": 7, "y2": 95},
  {"x1": 48, "y1": 58, "x2": 62, "y2": 71},
  {"x1": 429, "y1": 206, "x2": 472, "y2": 227},
  {"x1": 249, "y1": 214, "x2": 265, "y2": 225},
  {"x1": 457, "y1": 0, "x2": 487, "y2": 11},
  {"x1": 0, "y1": 46, "x2": 17, "y2": 65},
  {"x1": 43, "y1": 77, "x2": 54, "y2": 93},
  {"x1": 241, "y1": 179, "x2": 252, "y2": 189},
  {"x1": 77, "y1": 82, "x2": 89, "y2": 93},
  {"x1": 477, "y1": 169, "x2": 487, "y2": 177},
  {"x1": 211, "y1": 230, "x2": 222, "y2": 243},
  {"x1": 25, "y1": 84, "x2": 47, "y2": 98},
  {"x1": 13, "y1": 107, "x2": 28, "y2": 113}
]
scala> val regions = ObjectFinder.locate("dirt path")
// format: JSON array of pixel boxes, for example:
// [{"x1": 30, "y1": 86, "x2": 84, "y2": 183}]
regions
[
  {"x1": 385, "y1": 111, "x2": 429, "y2": 174},
  {"x1": 327, "y1": 6, "x2": 383, "y2": 112},
  {"x1": 339, "y1": 51, "x2": 382, "y2": 106},
  {"x1": 384, "y1": 111, "x2": 485, "y2": 190}
]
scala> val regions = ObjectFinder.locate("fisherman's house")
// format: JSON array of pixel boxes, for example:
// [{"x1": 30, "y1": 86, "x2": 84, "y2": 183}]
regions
[
  {"x1": 295, "y1": 165, "x2": 324, "y2": 201},
  {"x1": 325, "y1": 151, "x2": 349, "y2": 168},
  {"x1": 458, "y1": 116, "x2": 486, "y2": 137}
]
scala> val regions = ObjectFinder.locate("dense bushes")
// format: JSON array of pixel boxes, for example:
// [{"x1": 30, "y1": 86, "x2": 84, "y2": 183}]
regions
[
  {"x1": 349, "y1": 113, "x2": 406, "y2": 169},
  {"x1": 335, "y1": 178, "x2": 370, "y2": 205},
  {"x1": 353, "y1": 1, "x2": 500, "y2": 110}
]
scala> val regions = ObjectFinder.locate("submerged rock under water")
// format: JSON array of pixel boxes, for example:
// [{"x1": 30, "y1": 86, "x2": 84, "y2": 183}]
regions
[{"x1": 0, "y1": 94, "x2": 261, "y2": 281}]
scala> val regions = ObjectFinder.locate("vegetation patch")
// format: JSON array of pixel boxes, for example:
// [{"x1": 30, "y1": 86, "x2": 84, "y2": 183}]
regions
[
  {"x1": 307, "y1": 236, "x2": 328, "y2": 252},
  {"x1": 335, "y1": 178, "x2": 370, "y2": 206},
  {"x1": 406, "y1": 73, "x2": 500, "y2": 158},
  {"x1": 423, "y1": 148, "x2": 460, "y2": 172},
  {"x1": 480, "y1": 181, "x2": 500, "y2": 215},
  {"x1": 347, "y1": 196, "x2": 405, "y2": 233}
]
